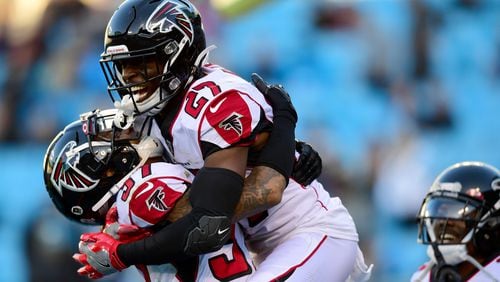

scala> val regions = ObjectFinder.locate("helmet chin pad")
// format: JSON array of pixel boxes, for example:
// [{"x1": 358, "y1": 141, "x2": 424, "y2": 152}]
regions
[{"x1": 427, "y1": 244, "x2": 469, "y2": 265}]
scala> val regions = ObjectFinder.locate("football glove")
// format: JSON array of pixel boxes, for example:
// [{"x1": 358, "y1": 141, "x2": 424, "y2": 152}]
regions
[
  {"x1": 102, "y1": 206, "x2": 151, "y2": 242},
  {"x1": 73, "y1": 232, "x2": 127, "y2": 279},
  {"x1": 293, "y1": 141, "x2": 322, "y2": 186},
  {"x1": 251, "y1": 73, "x2": 297, "y2": 124}
]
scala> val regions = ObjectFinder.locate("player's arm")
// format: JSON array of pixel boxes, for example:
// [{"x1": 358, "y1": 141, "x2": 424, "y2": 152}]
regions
[
  {"x1": 113, "y1": 146, "x2": 247, "y2": 266},
  {"x1": 164, "y1": 74, "x2": 304, "y2": 222},
  {"x1": 163, "y1": 76, "x2": 318, "y2": 222},
  {"x1": 73, "y1": 77, "x2": 308, "y2": 274},
  {"x1": 231, "y1": 74, "x2": 297, "y2": 219},
  {"x1": 75, "y1": 146, "x2": 248, "y2": 279}
]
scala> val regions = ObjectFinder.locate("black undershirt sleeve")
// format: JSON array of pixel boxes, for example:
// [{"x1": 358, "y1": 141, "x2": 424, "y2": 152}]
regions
[
  {"x1": 255, "y1": 113, "x2": 296, "y2": 184},
  {"x1": 117, "y1": 167, "x2": 243, "y2": 266}
]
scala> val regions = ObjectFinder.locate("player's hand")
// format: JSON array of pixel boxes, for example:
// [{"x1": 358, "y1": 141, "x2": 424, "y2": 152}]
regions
[
  {"x1": 102, "y1": 206, "x2": 152, "y2": 242},
  {"x1": 73, "y1": 232, "x2": 127, "y2": 279},
  {"x1": 293, "y1": 141, "x2": 322, "y2": 186},
  {"x1": 251, "y1": 73, "x2": 297, "y2": 124}
]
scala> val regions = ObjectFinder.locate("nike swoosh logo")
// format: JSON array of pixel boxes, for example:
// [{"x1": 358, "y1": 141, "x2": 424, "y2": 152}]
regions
[
  {"x1": 217, "y1": 227, "x2": 230, "y2": 235},
  {"x1": 209, "y1": 97, "x2": 227, "y2": 113},
  {"x1": 95, "y1": 258, "x2": 111, "y2": 268},
  {"x1": 135, "y1": 182, "x2": 155, "y2": 198}
]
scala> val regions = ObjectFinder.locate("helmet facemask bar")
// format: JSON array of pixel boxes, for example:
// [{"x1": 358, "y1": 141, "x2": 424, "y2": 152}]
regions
[
  {"x1": 417, "y1": 192, "x2": 485, "y2": 246},
  {"x1": 100, "y1": 39, "x2": 188, "y2": 115},
  {"x1": 81, "y1": 110, "x2": 141, "y2": 179}
]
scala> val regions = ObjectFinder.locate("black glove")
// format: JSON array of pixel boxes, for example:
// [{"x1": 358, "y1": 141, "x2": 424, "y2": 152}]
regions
[
  {"x1": 293, "y1": 141, "x2": 322, "y2": 186},
  {"x1": 251, "y1": 73, "x2": 297, "y2": 124}
]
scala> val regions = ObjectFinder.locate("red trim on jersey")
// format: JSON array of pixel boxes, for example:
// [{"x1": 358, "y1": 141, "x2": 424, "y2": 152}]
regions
[
  {"x1": 271, "y1": 235, "x2": 328, "y2": 281},
  {"x1": 311, "y1": 186, "x2": 328, "y2": 211},
  {"x1": 121, "y1": 178, "x2": 135, "y2": 202},
  {"x1": 141, "y1": 164, "x2": 152, "y2": 178}
]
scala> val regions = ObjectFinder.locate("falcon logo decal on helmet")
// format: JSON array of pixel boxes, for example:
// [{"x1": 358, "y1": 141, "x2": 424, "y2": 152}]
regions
[
  {"x1": 50, "y1": 141, "x2": 98, "y2": 195},
  {"x1": 146, "y1": 0, "x2": 194, "y2": 44},
  {"x1": 219, "y1": 113, "x2": 244, "y2": 136}
]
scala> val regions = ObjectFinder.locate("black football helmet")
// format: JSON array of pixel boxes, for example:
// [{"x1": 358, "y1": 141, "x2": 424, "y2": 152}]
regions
[
  {"x1": 417, "y1": 161, "x2": 500, "y2": 264},
  {"x1": 100, "y1": 0, "x2": 207, "y2": 116},
  {"x1": 43, "y1": 109, "x2": 141, "y2": 225}
]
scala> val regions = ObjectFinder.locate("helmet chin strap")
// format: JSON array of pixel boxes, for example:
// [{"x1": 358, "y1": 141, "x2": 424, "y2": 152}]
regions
[
  {"x1": 463, "y1": 254, "x2": 499, "y2": 281},
  {"x1": 427, "y1": 244, "x2": 469, "y2": 266}
]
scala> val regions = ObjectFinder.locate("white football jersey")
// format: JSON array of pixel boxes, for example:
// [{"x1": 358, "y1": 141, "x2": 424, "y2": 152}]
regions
[
  {"x1": 410, "y1": 256, "x2": 500, "y2": 282},
  {"x1": 115, "y1": 162, "x2": 255, "y2": 281},
  {"x1": 150, "y1": 64, "x2": 359, "y2": 259}
]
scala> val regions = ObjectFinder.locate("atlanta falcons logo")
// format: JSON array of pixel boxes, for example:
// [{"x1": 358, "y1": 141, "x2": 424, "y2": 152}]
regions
[
  {"x1": 219, "y1": 112, "x2": 244, "y2": 136},
  {"x1": 146, "y1": 0, "x2": 195, "y2": 44},
  {"x1": 146, "y1": 187, "x2": 169, "y2": 212},
  {"x1": 50, "y1": 141, "x2": 98, "y2": 195}
]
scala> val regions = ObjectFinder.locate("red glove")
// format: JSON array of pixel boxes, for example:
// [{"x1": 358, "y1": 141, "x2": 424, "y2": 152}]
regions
[{"x1": 73, "y1": 232, "x2": 127, "y2": 279}]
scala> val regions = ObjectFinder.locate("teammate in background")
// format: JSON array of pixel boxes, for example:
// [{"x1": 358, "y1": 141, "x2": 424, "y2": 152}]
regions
[
  {"x1": 412, "y1": 162, "x2": 500, "y2": 281},
  {"x1": 74, "y1": 0, "x2": 372, "y2": 280}
]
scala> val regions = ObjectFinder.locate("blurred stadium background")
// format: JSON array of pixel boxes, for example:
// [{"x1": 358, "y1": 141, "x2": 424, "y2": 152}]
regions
[{"x1": 0, "y1": 0, "x2": 499, "y2": 281}]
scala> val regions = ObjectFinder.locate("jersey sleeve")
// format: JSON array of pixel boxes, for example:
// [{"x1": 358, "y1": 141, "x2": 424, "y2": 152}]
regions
[
  {"x1": 128, "y1": 177, "x2": 187, "y2": 227},
  {"x1": 200, "y1": 90, "x2": 271, "y2": 155},
  {"x1": 117, "y1": 163, "x2": 193, "y2": 228}
]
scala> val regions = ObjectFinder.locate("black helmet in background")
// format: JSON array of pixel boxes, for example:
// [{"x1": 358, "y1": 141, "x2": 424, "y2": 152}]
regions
[{"x1": 417, "y1": 161, "x2": 500, "y2": 265}]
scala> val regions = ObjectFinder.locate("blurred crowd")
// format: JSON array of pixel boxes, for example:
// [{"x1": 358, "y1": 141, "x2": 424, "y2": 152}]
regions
[{"x1": 0, "y1": 0, "x2": 499, "y2": 281}]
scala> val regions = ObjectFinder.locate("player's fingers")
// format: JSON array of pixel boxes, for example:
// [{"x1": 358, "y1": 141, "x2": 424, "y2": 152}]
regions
[
  {"x1": 295, "y1": 143, "x2": 311, "y2": 169},
  {"x1": 88, "y1": 271, "x2": 104, "y2": 280},
  {"x1": 78, "y1": 240, "x2": 94, "y2": 254},
  {"x1": 303, "y1": 160, "x2": 321, "y2": 185},
  {"x1": 117, "y1": 224, "x2": 141, "y2": 235},
  {"x1": 251, "y1": 73, "x2": 268, "y2": 95},
  {"x1": 77, "y1": 264, "x2": 95, "y2": 276},
  {"x1": 72, "y1": 253, "x2": 88, "y2": 265},
  {"x1": 80, "y1": 232, "x2": 99, "y2": 242},
  {"x1": 304, "y1": 150, "x2": 319, "y2": 169}
]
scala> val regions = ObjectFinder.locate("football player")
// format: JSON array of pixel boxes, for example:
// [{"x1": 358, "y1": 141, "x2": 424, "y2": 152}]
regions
[
  {"x1": 412, "y1": 162, "x2": 500, "y2": 281},
  {"x1": 77, "y1": 0, "x2": 372, "y2": 281},
  {"x1": 44, "y1": 109, "x2": 255, "y2": 281}
]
